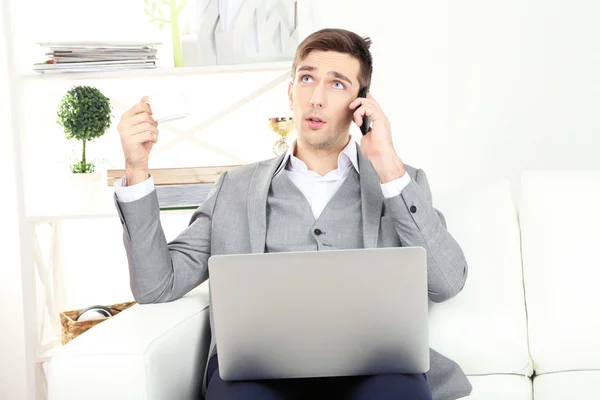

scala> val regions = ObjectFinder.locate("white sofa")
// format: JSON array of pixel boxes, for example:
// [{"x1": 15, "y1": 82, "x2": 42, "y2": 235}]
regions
[{"x1": 47, "y1": 171, "x2": 600, "y2": 399}]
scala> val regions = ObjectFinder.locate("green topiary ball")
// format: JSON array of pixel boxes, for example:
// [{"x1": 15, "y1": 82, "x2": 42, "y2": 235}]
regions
[
  {"x1": 57, "y1": 85, "x2": 112, "y2": 142},
  {"x1": 57, "y1": 85, "x2": 113, "y2": 173}
]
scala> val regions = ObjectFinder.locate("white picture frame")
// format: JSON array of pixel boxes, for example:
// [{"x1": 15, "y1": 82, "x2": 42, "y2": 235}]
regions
[{"x1": 183, "y1": 0, "x2": 301, "y2": 66}]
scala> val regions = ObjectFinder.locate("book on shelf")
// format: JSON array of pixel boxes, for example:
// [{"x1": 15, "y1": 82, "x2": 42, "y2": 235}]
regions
[
  {"x1": 156, "y1": 183, "x2": 215, "y2": 209},
  {"x1": 106, "y1": 165, "x2": 242, "y2": 209},
  {"x1": 38, "y1": 41, "x2": 161, "y2": 48},
  {"x1": 34, "y1": 41, "x2": 161, "y2": 74}
]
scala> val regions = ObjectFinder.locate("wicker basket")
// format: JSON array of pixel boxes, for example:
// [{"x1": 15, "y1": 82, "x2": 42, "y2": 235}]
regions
[{"x1": 59, "y1": 301, "x2": 136, "y2": 345}]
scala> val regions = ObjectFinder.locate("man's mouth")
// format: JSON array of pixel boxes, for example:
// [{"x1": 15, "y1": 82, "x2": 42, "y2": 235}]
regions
[{"x1": 306, "y1": 116, "x2": 326, "y2": 129}]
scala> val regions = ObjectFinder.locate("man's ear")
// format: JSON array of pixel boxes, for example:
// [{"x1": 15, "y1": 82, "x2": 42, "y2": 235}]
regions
[{"x1": 287, "y1": 81, "x2": 293, "y2": 110}]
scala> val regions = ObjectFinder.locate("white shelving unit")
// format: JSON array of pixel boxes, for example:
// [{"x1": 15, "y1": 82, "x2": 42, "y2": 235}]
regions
[
  {"x1": 12, "y1": 39, "x2": 293, "y2": 400},
  {"x1": 21, "y1": 63, "x2": 290, "y2": 399},
  {"x1": 22, "y1": 60, "x2": 292, "y2": 80}
]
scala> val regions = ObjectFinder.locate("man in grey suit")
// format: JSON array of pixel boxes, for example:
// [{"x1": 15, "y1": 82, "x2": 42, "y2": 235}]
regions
[{"x1": 114, "y1": 28, "x2": 472, "y2": 400}]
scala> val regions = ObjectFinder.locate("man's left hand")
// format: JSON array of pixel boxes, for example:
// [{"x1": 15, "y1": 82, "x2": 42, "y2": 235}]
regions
[{"x1": 349, "y1": 92, "x2": 406, "y2": 183}]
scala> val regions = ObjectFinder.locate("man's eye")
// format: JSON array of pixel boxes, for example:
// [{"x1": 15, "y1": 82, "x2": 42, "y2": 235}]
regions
[
  {"x1": 301, "y1": 75, "x2": 313, "y2": 83},
  {"x1": 333, "y1": 81, "x2": 345, "y2": 89}
]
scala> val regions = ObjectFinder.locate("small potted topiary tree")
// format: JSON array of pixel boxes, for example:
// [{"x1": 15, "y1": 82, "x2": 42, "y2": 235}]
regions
[{"x1": 57, "y1": 85, "x2": 112, "y2": 210}]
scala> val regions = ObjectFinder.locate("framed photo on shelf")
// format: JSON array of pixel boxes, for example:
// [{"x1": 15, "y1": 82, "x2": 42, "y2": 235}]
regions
[{"x1": 181, "y1": 0, "x2": 302, "y2": 67}]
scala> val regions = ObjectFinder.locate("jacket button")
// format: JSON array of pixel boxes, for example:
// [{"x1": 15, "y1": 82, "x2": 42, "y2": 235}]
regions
[
  {"x1": 314, "y1": 228, "x2": 322, "y2": 236},
  {"x1": 410, "y1": 205, "x2": 417, "y2": 213}
]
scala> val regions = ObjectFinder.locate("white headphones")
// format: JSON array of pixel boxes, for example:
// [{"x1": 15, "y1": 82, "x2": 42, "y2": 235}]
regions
[{"x1": 76, "y1": 305, "x2": 114, "y2": 322}]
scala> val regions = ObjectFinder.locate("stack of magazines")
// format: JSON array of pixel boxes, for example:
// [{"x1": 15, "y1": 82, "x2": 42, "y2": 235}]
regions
[{"x1": 33, "y1": 42, "x2": 160, "y2": 74}]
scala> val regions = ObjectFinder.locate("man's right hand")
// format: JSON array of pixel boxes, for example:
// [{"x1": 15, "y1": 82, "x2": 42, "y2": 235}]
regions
[{"x1": 118, "y1": 96, "x2": 159, "y2": 186}]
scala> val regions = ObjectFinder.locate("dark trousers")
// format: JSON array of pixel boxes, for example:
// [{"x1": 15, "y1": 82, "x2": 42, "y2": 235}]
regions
[{"x1": 206, "y1": 355, "x2": 432, "y2": 400}]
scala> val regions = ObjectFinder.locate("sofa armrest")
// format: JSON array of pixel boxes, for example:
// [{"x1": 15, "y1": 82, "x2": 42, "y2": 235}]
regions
[{"x1": 48, "y1": 282, "x2": 211, "y2": 400}]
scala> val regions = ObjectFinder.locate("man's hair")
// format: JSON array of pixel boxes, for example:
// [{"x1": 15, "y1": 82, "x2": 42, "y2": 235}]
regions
[{"x1": 291, "y1": 28, "x2": 373, "y2": 90}]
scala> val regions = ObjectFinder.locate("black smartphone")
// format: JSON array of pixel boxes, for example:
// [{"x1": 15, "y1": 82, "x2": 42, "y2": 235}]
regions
[{"x1": 357, "y1": 87, "x2": 371, "y2": 135}]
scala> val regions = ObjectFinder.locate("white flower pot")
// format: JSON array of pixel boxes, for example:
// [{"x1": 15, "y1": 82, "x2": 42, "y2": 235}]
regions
[{"x1": 67, "y1": 171, "x2": 106, "y2": 213}]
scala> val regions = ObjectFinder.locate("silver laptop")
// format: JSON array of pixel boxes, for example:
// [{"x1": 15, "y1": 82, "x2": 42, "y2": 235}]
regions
[{"x1": 207, "y1": 247, "x2": 429, "y2": 381}]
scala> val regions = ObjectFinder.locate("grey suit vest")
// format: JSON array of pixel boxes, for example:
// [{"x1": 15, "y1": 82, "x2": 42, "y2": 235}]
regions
[{"x1": 266, "y1": 168, "x2": 364, "y2": 253}]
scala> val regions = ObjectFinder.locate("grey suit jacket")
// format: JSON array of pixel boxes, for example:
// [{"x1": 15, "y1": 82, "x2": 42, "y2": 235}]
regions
[{"x1": 115, "y1": 145, "x2": 472, "y2": 400}]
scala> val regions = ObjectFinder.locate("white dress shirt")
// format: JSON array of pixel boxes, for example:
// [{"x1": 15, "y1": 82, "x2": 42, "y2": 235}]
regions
[{"x1": 114, "y1": 137, "x2": 412, "y2": 218}]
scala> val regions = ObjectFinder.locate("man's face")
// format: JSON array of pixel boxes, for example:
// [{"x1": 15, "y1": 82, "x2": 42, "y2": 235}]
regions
[{"x1": 288, "y1": 51, "x2": 361, "y2": 150}]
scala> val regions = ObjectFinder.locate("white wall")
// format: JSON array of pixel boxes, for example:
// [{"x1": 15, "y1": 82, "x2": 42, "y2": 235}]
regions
[
  {"x1": 370, "y1": 0, "x2": 600, "y2": 201},
  {"x1": 0, "y1": 2, "x2": 36, "y2": 399}
]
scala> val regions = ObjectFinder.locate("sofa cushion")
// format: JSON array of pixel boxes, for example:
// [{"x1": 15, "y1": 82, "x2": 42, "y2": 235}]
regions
[
  {"x1": 533, "y1": 371, "x2": 600, "y2": 400},
  {"x1": 460, "y1": 375, "x2": 532, "y2": 399},
  {"x1": 520, "y1": 171, "x2": 600, "y2": 374},
  {"x1": 429, "y1": 180, "x2": 532, "y2": 376}
]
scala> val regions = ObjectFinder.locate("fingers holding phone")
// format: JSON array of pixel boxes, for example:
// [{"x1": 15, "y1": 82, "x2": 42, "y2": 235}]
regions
[
  {"x1": 350, "y1": 89, "x2": 385, "y2": 135},
  {"x1": 349, "y1": 91, "x2": 395, "y2": 155}
]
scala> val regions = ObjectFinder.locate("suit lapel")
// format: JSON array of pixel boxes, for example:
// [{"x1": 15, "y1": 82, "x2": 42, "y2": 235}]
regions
[
  {"x1": 247, "y1": 154, "x2": 286, "y2": 253},
  {"x1": 356, "y1": 144, "x2": 383, "y2": 248}
]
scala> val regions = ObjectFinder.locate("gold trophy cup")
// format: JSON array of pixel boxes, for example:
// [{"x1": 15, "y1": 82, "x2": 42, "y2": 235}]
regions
[{"x1": 269, "y1": 117, "x2": 294, "y2": 155}]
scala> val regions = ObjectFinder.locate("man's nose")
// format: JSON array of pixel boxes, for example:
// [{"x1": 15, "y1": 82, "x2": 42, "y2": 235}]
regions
[{"x1": 310, "y1": 85, "x2": 326, "y2": 109}]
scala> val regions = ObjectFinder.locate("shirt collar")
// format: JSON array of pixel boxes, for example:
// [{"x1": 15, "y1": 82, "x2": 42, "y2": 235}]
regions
[{"x1": 276, "y1": 136, "x2": 360, "y2": 176}]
